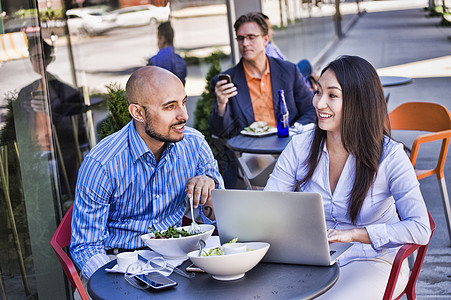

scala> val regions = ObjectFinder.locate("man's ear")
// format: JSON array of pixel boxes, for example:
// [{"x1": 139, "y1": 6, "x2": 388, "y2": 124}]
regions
[
  {"x1": 263, "y1": 34, "x2": 270, "y2": 47},
  {"x1": 128, "y1": 104, "x2": 144, "y2": 122}
]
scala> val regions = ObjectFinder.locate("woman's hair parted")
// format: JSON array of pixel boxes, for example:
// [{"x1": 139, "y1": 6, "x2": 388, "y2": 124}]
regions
[{"x1": 300, "y1": 55, "x2": 390, "y2": 223}]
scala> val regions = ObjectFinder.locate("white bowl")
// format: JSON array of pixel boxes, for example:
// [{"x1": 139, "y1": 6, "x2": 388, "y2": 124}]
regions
[
  {"x1": 141, "y1": 224, "x2": 215, "y2": 259},
  {"x1": 187, "y1": 242, "x2": 270, "y2": 281}
]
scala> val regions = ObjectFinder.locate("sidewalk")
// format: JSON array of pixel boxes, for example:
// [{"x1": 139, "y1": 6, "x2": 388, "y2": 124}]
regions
[{"x1": 318, "y1": 6, "x2": 451, "y2": 299}]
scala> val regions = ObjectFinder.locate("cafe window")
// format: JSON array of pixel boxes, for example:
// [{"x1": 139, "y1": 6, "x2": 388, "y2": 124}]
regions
[{"x1": 0, "y1": 0, "x2": 354, "y2": 297}]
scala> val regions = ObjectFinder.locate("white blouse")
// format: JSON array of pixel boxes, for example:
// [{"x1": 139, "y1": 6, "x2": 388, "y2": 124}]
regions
[{"x1": 265, "y1": 129, "x2": 431, "y2": 266}]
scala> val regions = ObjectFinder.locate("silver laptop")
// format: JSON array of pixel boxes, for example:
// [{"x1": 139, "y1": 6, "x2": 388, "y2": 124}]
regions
[{"x1": 212, "y1": 189, "x2": 352, "y2": 266}]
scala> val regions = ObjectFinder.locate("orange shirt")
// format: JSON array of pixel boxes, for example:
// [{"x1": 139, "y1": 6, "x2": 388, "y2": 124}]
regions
[{"x1": 243, "y1": 59, "x2": 276, "y2": 127}]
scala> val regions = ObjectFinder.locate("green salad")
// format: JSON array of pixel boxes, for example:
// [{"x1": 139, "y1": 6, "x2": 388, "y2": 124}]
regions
[
  {"x1": 201, "y1": 238, "x2": 240, "y2": 256},
  {"x1": 149, "y1": 226, "x2": 197, "y2": 239},
  {"x1": 244, "y1": 121, "x2": 273, "y2": 133}
]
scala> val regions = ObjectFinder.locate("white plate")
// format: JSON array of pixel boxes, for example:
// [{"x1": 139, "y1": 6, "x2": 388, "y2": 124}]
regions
[{"x1": 240, "y1": 127, "x2": 277, "y2": 137}]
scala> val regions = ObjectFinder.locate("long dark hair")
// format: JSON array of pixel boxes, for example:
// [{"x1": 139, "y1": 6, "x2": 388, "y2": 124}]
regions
[{"x1": 299, "y1": 56, "x2": 389, "y2": 223}]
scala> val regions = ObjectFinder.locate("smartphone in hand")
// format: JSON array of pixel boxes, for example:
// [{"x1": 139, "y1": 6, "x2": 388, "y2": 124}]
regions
[{"x1": 218, "y1": 74, "x2": 232, "y2": 84}]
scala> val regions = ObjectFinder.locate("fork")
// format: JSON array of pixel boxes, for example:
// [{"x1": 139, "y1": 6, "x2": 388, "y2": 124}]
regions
[
  {"x1": 188, "y1": 196, "x2": 201, "y2": 234},
  {"x1": 198, "y1": 239, "x2": 206, "y2": 257}
]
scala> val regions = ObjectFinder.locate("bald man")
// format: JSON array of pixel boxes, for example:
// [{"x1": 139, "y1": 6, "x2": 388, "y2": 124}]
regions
[{"x1": 70, "y1": 66, "x2": 224, "y2": 280}]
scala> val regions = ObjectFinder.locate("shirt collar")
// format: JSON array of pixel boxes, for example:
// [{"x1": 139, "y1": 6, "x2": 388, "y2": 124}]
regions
[
  {"x1": 160, "y1": 46, "x2": 174, "y2": 53},
  {"x1": 128, "y1": 121, "x2": 176, "y2": 162},
  {"x1": 128, "y1": 121, "x2": 150, "y2": 162},
  {"x1": 243, "y1": 56, "x2": 270, "y2": 80},
  {"x1": 322, "y1": 141, "x2": 328, "y2": 153}
]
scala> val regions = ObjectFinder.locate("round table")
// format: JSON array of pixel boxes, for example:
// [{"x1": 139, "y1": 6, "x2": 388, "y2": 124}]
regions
[
  {"x1": 379, "y1": 76, "x2": 413, "y2": 87},
  {"x1": 88, "y1": 260, "x2": 339, "y2": 300},
  {"x1": 226, "y1": 134, "x2": 292, "y2": 155}
]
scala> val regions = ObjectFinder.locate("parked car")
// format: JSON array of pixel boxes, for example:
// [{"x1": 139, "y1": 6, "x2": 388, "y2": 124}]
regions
[
  {"x1": 109, "y1": 4, "x2": 170, "y2": 27},
  {"x1": 66, "y1": 7, "x2": 117, "y2": 35}
]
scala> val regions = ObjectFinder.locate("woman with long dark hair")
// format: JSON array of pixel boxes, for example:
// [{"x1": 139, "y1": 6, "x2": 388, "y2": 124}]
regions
[{"x1": 265, "y1": 56, "x2": 431, "y2": 298}]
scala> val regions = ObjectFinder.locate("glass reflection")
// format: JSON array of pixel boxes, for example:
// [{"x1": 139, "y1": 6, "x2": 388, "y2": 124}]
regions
[{"x1": 17, "y1": 38, "x2": 88, "y2": 202}]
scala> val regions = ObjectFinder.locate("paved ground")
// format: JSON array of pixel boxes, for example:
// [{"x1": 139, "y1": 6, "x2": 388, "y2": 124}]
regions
[{"x1": 316, "y1": 5, "x2": 451, "y2": 299}]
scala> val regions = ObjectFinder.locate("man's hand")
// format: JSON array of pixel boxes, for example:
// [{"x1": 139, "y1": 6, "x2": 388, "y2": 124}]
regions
[
  {"x1": 215, "y1": 79, "x2": 237, "y2": 116},
  {"x1": 30, "y1": 90, "x2": 47, "y2": 113},
  {"x1": 327, "y1": 228, "x2": 371, "y2": 244},
  {"x1": 185, "y1": 175, "x2": 216, "y2": 207}
]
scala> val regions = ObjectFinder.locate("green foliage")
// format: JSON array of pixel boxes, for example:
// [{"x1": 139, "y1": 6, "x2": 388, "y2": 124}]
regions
[
  {"x1": 40, "y1": 8, "x2": 65, "y2": 22},
  {"x1": 11, "y1": 8, "x2": 65, "y2": 21},
  {"x1": 0, "y1": 92, "x2": 18, "y2": 146},
  {"x1": 98, "y1": 83, "x2": 132, "y2": 140},
  {"x1": 0, "y1": 91, "x2": 31, "y2": 259},
  {"x1": 12, "y1": 9, "x2": 37, "y2": 18},
  {"x1": 193, "y1": 51, "x2": 223, "y2": 156}
]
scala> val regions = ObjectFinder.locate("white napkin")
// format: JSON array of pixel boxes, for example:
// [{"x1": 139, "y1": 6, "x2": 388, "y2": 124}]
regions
[
  {"x1": 105, "y1": 250, "x2": 187, "y2": 276},
  {"x1": 290, "y1": 122, "x2": 315, "y2": 135},
  {"x1": 205, "y1": 236, "x2": 221, "y2": 248}
]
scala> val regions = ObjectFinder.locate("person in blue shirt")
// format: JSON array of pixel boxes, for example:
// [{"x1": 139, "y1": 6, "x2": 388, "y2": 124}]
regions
[
  {"x1": 260, "y1": 13, "x2": 286, "y2": 61},
  {"x1": 147, "y1": 21, "x2": 187, "y2": 85},
  {"x1": 265, "y1": 56, "x2": 430, "y2": 299},
  {"x1": 297, "y1": 59, "x2": 318, "y2": 91},
  {"x1": 70, "y1": 66, "x2": 224, "y2": 280}
]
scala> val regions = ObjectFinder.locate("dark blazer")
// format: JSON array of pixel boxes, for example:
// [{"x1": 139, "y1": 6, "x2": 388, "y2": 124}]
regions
[{"x1": 210, "y1": 56, "x2": 316, "y2": 138}]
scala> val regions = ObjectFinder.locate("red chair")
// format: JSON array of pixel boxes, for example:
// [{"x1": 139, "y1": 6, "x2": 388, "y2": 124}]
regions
[
  {"x1": 383, "y1": 211, "x2": 436, "y2": 300},
  {"x1": 50, "y1": 206, "x2": 89, "y2": 300}
]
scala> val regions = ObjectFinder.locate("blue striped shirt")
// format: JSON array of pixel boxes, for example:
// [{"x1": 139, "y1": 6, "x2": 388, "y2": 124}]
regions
[{"x1": 70, "y1": 121, "x2": 224, "y2": 278}]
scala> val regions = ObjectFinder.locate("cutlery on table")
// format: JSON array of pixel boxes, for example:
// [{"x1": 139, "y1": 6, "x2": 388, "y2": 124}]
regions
[
  {"x1": 198, "y1": 239, "x2": 206, "y2": 257},
  {"x1": 188, "y1": 196, "x2": 201, "y2": 234},
  {"x1": 138, "y1": 254, "x2": 194, "y2": 279}
]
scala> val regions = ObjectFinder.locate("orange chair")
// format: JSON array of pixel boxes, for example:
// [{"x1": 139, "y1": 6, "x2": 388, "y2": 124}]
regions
[
  {"x1": 388, "y1": 102, "x2": 451, "y2": 243},
  {"x1": 50, "y1": 206, "x2": 89, "y2": 300},
  {"x1": 383, "y1": 211, "x2": 436, "y2": 300}
]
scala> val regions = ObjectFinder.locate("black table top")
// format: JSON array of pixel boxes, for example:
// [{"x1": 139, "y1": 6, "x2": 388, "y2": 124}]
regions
[
  {"x1": 226, "y1": 134, "x2": 292, "y2": 155},
  {"x1": 88, "y1": 260, "x2": 339, "y2": 300},
  {"x1": 379, "y1": 75, "x2": 413, "y2": 87}
]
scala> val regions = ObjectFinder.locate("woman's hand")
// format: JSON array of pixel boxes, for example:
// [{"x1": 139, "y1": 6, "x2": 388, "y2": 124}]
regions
[{"x1": 327, "y1": 228, "x2": 371, "y2": 244}]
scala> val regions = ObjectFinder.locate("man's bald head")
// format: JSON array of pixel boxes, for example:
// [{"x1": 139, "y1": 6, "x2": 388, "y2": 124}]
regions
[{"x1": 126, "y1": 66, "x2": 182, "y2": 106}]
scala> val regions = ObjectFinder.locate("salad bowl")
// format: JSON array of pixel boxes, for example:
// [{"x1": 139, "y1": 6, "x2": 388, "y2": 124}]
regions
[
  {"x1": 187, "y1": 242, "x2": 270, "y2": 281},
  {"x1": 141, "y1": 224, "x2": 215, "y2": 258}
]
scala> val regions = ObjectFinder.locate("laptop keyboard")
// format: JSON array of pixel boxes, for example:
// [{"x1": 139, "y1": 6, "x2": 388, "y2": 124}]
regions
[{"x1": 330, "y1": 250, "x2": 336, "y2": 256}]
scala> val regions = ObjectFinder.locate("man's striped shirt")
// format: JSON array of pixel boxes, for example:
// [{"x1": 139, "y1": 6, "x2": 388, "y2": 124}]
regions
[{"x1": 70, "y1": 121, "x2": 223, "y2": 278}]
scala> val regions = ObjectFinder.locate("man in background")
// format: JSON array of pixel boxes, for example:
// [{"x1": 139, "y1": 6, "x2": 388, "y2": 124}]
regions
[
  {"x1": 147, "y1": 22, "x2": 187, "y2": 85},
  {"x1": 261, "y1": 13, "x2": 286, "y2": 60},
  {"x1": 209, "y1": 12, "x2": 315, "y2": 188}
]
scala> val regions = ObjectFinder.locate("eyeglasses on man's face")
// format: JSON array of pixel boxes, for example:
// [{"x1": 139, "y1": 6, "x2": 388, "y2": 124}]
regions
[{"x1": 235, "y1": 34, "x2": 262, "y2": 42}]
